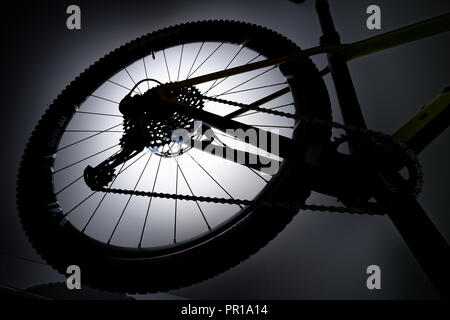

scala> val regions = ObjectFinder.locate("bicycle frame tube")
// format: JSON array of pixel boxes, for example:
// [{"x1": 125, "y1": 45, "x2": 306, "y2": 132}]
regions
[
  {"x1": 159, "y1": 6, "x2": 450, "y2": 296},
  {"x1": 315, "y1": 0, "x2": 367, "y2": 153},
  {"x1": 165, "y1": 12, "x2": 450, "y2": 123},
  {"x1": 165, "y1": 15, "x2": 450, "y2": 88},
  {"x1": 393, "y1": 88, "x2": 450, "y2": 155},
  {"x1": 313, "y1": 0, "x2": 450, "y2": 299},
  {"x1": 341, "y1": 12, "x2": 450, "y2": 61}
]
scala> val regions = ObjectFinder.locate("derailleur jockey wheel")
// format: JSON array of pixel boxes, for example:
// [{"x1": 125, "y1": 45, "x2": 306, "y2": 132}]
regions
[{"x1": 84, "y1": 82, "x2": 206, "y2": 190}]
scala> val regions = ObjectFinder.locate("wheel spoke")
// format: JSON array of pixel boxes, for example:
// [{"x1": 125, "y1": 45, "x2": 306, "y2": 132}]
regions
[
  {"x1": 55, "y1": 149, "x2": 123, "y2": 195},
  {"x1": 192, "y1": 138, "x2": 280, "y2": 174},
  {"x1": 62, "y1": 151, "x2": 147, "y2": 220},
  {"x1": 53, "y1": 144, "x2": 121, "y2": 174},
  {"x1": 186, "y1": 42, "x2": 204, "y2": 80},
  {"x1": 267, "y1": 102, "x2": 294, "y2": 110},
  {"x1": 206, "y1": 53, "x2": 261, "y2": 93},
  {"x1": 177, "y1": 44, "x2": 184, "y2": 82},
  {"x1": 76, "y1": 111, "x2": 122, "y2": 118},
  {"x1": 212, "y1": 66, "x2": 277, "y2": 98},
  {"x1": 81, "y1": 161, "x2": 128, "y2": 232},
  {"x1": 248, "y1": 167, "x2": 270, "y2": 183},
  {"x1": 163, "y1": 49, "x2": 172, "y2": 82},
  {"x1": 55, "y1": 175, "x2": 84, "y2": 195},
  {"x1": 117, "y1": 151, "x2": 148, "y2": 173},
  {"x1": 224, "y1": 87, "x2": 291, "y2": 119},
  {"x1": 57, "y1": 123, "x2": 123, "y2": 151},
  {"x1": 215, "y1": 82, "x2": 288, "y2": 97},
  {"x1": 107, "y1": 79, "x2": 137, "y2": 93},
  {"x1": 90, "y1": 94, "x2": 120, "y2": 105},
  {"x1": 63, "y1": 191, "x2": 97, "y2": 218},
  {"x1": 248, "y1": 124, "x2": 294, "y2": 129},
  {"x1": 80, "y1": 150, "x2": 147, "y2": 231},
  {"x1": 65, "y1": 130, "x2": 124, "y2": 133},
  {"x1": 174, "y1": 157, "x2": 211, "y2": 230},
  {"x1": 203, "y1": 45, "x2": 246, "y2": 95},
  {"x1": 107, "y1": 154, "x2": 152, "y2": 245},
  {"x1": 138, "y1": 155, "x2": 163, "y2": 248},
  {"x1": 213, "y1": 136, "x2": 270, "y2": 182},
  {"x1": 174, "y1": 159, "x2": 179, "y2": 243},
  {"x1": 165, "y1": 103, "x2": 294, "y2": 158},
  {"x1": 124, "y1": 67, "x2": 142, "y2": 94},
  {"x1": 235, "y1": 102, "x2": 294, "y2": 118},
  {"x1": 187, "y1": 42, "x2": 224, "y2": 79},
  {"x1": 50, "y1": 37, "x2": 298, "y2": 250},
  {"x1": 142, "y1": 58, "x2": 150, "y2": 90},
  {"x1": 187, "y1": 153, "x2": 242, "y2": 208}
]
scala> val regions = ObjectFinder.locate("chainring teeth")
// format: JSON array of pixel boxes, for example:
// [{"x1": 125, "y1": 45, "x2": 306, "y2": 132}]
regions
[{"x1": 332, "y1": 133, "x2": 423, "y2": 197}]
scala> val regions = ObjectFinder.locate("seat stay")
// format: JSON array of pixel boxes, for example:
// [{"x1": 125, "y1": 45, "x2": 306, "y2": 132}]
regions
[{"x1": 161, "y1": 14, "x2": 450, "y2": 91}]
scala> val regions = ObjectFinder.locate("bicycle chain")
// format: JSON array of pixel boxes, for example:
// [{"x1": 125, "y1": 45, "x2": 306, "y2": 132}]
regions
[{"x1": 98, "y1": 93, "x2": 424, "y2": 216}]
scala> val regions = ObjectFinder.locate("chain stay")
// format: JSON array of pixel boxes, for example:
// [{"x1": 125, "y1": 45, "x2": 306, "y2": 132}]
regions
[
  {"x1": 200, "y1": 94, "x2": 424, "y2": 197},
  {"x1": 101, "y1": 93, "x2": 424, "y2": 216}
]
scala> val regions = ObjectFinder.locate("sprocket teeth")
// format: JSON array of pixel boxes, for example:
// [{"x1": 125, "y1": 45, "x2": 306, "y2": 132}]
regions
[{"x1": 120, "y1": 86, "x2": 204, "y2": 156}]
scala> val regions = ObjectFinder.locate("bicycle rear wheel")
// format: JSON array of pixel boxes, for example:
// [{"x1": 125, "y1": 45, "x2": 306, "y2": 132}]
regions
[{"x1": 17, "y1": 20, "x2": 332, "y2": 293}]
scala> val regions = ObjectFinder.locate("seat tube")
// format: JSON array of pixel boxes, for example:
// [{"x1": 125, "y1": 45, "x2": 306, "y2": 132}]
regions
[
  {"x1": 315, "y1": 1, "x2": 450, "y2": 298},
  {"x1": 315, "y1": 0, "x2": 367, "y2": 151}
]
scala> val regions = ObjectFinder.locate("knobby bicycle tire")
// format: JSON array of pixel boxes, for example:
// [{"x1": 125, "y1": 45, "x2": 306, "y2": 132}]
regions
[{"x1": 17, "y1": 20, "x2": 332, "y2": 293}]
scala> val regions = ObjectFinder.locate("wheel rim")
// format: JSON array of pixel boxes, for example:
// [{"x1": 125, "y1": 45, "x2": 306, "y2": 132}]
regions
[{"x1": 19, "y1": 22, "x2": 315, "y2": 260}]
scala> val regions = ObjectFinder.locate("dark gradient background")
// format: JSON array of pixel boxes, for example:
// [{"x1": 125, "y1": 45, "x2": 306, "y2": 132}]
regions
[{"x1": 0, "y1": 0, "x2": 449, "y2": 299}]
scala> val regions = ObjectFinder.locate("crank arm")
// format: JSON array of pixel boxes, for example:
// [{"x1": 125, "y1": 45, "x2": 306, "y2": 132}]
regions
[{"x1": 371, "y1": 170, "x2": 450, "y2": 298}]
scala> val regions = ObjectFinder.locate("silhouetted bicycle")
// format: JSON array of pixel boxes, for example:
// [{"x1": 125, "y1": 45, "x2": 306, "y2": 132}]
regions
[{"x1": 17, "y1": 0, "x2": 450, "y2": 297}]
